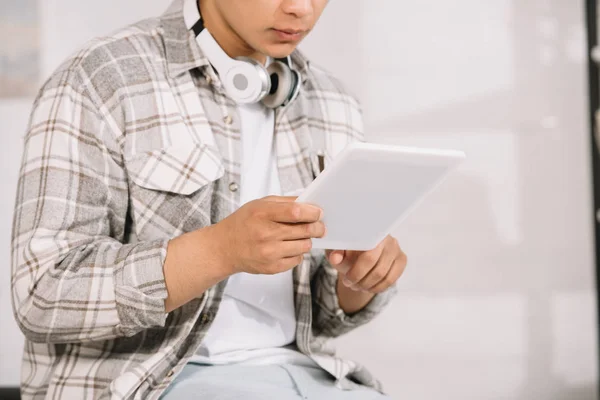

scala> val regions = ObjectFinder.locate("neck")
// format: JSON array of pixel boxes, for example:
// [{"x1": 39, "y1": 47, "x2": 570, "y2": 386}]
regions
[{"x1": 198, "y1": 0, "x2": 267, "y2": 65}]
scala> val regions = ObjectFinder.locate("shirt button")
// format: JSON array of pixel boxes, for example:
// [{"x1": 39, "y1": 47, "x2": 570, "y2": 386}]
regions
[
  {"x1": 166, "y1": 369, "x2": 175, "y2": 378},
  {"x1": 201, "y1": 311, "x2": 213, "y2": 324},
  {"x1": 223, "y1": 115, "x2": 234, "y2": 125},
  {"x1": 229, "y1": 182, "x2": 239, "y2": 192}
]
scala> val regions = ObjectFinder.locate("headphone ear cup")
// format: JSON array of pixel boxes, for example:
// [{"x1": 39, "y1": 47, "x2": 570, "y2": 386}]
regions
[
  {"x1": 262, "y1": 61, "x2": 297, "y2": 109},
  {"x1": 231, "y1": 56, "x2": 271, "y2": 104}
]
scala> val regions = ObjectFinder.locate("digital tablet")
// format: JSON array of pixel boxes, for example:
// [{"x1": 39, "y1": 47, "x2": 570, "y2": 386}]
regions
[{"x1": 296, "y1": 142, "x2": 466, "y2": 251}]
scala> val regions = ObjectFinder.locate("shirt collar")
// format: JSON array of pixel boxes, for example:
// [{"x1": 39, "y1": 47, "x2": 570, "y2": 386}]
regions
[{"x1": 160, "y1": 0, "x2": 311, "y2": 81}]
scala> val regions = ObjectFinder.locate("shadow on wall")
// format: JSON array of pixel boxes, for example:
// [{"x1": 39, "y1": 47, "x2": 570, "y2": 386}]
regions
[
  {"x1": 551, "y1": 386, "x2": 597, "y2": 400},
  {"x1": 333, "y1": 0, "x2": 596, "y2": 399}
]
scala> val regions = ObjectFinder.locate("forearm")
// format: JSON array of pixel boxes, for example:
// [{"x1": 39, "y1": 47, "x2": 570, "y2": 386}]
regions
[
  {"x1": 163, "y1": 224, "x2": 234, "y2": 313},
  {"x1": 336, "y1": 275, "x2": 376, "y2": 315}
]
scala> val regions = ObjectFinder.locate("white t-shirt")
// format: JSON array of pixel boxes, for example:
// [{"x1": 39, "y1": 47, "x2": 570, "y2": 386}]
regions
[{"x1": 191, "y1": 100, "x2": 313, "y2": 366}]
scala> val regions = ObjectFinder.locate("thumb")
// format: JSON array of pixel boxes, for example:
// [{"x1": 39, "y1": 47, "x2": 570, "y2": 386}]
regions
[{"x1": 327, "y1": 250, "x2": 345, "y2": 266}]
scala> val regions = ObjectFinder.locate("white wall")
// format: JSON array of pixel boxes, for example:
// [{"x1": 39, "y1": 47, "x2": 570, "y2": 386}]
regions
[
  {"x1": 302, "y1": 1, "x2": 598, "y2": 398},
  {"x1": 1, "y1": 1, "x2": 597, "y2": 399}
]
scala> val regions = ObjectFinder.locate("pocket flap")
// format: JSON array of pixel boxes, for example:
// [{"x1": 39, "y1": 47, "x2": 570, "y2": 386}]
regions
[{"x1": 126, "y1": 143, "x2": 224, "y2": 195}]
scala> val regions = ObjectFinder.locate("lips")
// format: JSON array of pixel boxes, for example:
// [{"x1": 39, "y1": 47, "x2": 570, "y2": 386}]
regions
[
  {"x1": 276, "y1": 29, "x2": 305, "y2": 34},
  {"x1": 272, "y1": 28, "x2": 307, "y2": 42}
]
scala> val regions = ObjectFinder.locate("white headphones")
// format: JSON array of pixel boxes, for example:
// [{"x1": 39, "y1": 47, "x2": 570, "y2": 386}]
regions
[{"x1": 186, "y1": 1, "x2": 302, "y2": 108}]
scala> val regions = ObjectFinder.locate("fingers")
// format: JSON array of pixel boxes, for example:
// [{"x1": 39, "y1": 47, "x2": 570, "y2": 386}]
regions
[
  {"x1": 330, "y1": 250, "x2": 359, "y2": 274},
  {"x1": 275, "y1": 255, "x2": 306, "y2": 272},
  {"x1": 265, "y1": 201, "x2": 323, "y2": 224},
  {"x1": 354, "y1": 244, "x2": 397, "y2": 291},
  {"x1": 341, "y1": 236, "x2": 407, "y2": 293},
  {"x1": 277, "y1": 239, "x2": 314, "y2": 258},
  {"x1": 370, "y1": 259, "x2": 404, "y2": 294},
  {"x1": 328, "y1": 250, "x2": 345, "y2": 266},
  {"x1": 258, "y1": 238, "x2": 314, "y2": 262},
  {"x1": 280, "y1": 221, "x2": 326, "y2": 240},
  {"x1": 342, "y1": 241, "x2": 386, "y2": 286},
  {"x1": 261, "y1": 254, "x2": 305, "y2": 274}
]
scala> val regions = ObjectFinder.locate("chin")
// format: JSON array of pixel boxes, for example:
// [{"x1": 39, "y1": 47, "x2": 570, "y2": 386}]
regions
[{"x1": 262, "y1": 42, "x2": 300, "y2": 59}]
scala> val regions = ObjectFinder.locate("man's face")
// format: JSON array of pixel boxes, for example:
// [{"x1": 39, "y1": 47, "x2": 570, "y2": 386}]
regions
[{"x1": 214, "y1": 0, "x2": 328, "y2": 58}]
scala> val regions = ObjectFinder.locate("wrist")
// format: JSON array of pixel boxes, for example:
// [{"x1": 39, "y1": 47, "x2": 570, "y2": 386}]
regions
[
  {"x1": 202, "y1": 223, "x2": 238, "y2": 277},
  {"x1": 163, "y1": 225, "x2": 236, "y2": 313},
  {"x1": 336, "y1": 274, "x2": 376, "y2": 315}
]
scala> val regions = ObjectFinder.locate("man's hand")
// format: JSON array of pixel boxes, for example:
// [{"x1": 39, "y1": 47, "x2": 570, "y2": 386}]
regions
[
  {"x1": 327, "y1": 235, "x2": 407, "y2": 314},
  {"x1": 215, "y1": 196, "x2": 326, "y2": 275},
  {"x1": 163, "y1": 196, "x2": 324, "y2": 313}
]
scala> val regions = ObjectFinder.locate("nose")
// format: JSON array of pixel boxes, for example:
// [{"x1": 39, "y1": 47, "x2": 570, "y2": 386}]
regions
[{"x1": 281, "y1": 0, "x2": 313, "y2": 18}]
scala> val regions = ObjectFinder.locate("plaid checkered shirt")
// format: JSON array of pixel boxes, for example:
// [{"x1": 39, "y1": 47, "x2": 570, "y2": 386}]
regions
[{"x1": 11, "y1": 0, "x2": 396, "y2": 398}]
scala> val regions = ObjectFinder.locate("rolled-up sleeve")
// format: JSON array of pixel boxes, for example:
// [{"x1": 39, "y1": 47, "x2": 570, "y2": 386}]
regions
[
  {"x1": 310, "y1": 251, "x2": 397, "y2": 338},
  {"x1": 11, "y1": 68, "x2": 169, "y2": 344}
]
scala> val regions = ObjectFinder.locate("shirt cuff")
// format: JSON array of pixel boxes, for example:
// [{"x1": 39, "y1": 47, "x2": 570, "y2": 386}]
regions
[
  {"x1": 113, "y1": 239, "x2": 170, "y2": 336},
  {"x1": 328, "y1": 272, "x2": 397, "y2": 330},
  {"x1": 315, "y1": 261, "x2": 397, "y2": 336}
]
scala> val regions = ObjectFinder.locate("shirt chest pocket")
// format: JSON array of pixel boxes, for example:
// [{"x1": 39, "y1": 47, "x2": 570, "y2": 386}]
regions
[{"x1": 124, "y1": 143, "x2": 225, "y2": 241}]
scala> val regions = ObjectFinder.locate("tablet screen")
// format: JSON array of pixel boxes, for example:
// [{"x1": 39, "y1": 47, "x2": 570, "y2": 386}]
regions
[{"x1": 297, "y1": 142, "x2": 465, "y2": 250}]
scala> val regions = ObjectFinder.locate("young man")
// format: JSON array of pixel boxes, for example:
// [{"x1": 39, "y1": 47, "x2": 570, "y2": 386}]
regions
[{"x1": 11, "y1": 0, "x2": 407, "y2": 398}]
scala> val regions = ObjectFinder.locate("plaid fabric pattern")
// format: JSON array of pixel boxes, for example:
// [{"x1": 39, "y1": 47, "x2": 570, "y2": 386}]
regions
[{"x1": 11, "y1": 1, "x2": 396, "y2": 398}]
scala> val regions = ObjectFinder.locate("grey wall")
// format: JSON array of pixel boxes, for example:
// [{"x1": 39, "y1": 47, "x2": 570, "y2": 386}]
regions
[{"x1": 1, "y1": 1, "x2": 597, "y2": 399}]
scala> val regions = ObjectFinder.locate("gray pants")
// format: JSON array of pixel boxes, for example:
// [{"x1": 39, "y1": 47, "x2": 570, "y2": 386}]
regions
[{"x1": 160, "y1": 363, "x2": 390, "y2": 400}]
